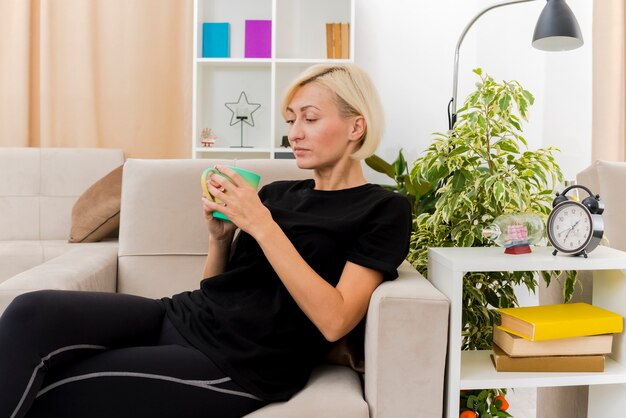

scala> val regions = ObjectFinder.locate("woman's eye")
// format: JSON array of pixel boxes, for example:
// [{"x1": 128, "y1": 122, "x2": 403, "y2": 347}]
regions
[
  {"x1": 285, "y1": 120, "x2": 294, "y2": 125},
  {"x1": 305, "y1": 118, "x2": 317, "y2": 123}
]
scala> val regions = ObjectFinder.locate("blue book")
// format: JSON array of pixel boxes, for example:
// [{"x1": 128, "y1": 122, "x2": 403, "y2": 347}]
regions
[{"x1": 202, "y1": 23, "x2": 229, "y2": 58}]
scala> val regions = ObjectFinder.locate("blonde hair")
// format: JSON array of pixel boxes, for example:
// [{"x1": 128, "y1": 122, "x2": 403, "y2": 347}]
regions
[{"x1": 281, "y1": 63, "x2": 384, "y2": 160}]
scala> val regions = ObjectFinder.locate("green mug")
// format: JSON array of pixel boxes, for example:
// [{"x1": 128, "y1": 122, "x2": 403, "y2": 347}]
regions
[{"x1": 201, "y1": 166, "x2": 261, "y2": 222}]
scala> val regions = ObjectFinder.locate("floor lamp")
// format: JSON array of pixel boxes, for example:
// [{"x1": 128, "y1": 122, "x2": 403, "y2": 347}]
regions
[{"x1": 448, "y1": 0, "x2": 584, "y2": 130}]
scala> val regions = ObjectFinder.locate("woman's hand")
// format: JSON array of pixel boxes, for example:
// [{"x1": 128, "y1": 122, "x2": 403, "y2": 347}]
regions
[
  {"x1": 202, "y1": 196, "x2": 237, "y2": 241},
  {"x1": 204, "y1": 165, "x2": 273, "y2": 238}
]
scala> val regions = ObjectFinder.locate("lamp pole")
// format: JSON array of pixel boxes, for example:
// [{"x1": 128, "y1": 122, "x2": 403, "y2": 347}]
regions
[{"x1": 449, "y1": 0, "x2": 537, "y2": 130}]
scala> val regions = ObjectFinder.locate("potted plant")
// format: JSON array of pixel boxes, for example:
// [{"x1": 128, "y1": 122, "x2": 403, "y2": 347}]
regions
[{"x1": 367, "y1": 68, "x2": 578, "y2": 416}]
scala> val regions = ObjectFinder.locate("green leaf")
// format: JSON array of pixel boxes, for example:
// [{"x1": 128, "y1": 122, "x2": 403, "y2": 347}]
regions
[
  {"x1": 461, "y1": 232, "x2": 474, "y2": 247},
  {"x1": 484, "y1": 92, "x2": 495, "y2": 107},
  {"x1": 498, "y1": 93, "x2": 511, "y2": 112},
  {"x1": 433, "y1": 162, "x2": 450, "y2": 180},
  {"x1": 485, "y1": 288, "x2": 500, "y2": 307},
  {"x1": 494, "y1": 181, "x2": 505, "y2": 203},
  {"x1": 403, "y1": 174, "x2": 416, "y2": 194},
  {"x1": 448, "y1": 145, "x2": 470, "y2": 158},
  {"x1": 393, "y1": 150, "x2": 407, "y2": 176},
  {"x1": 522, "y1": 89, "x2": 535, "y2": 105},
  {"x1": 497, "y1": 139, "x2": 519, "y2": 153},
  {"x1": 563, "y1": 271, "x2": 578, "y2": 303},
  {"x1": 365, "y1": 154, "x2": 395, "y2": 178},
  {"x1": 509, "y1": 118, "x2": 522, "y2": 131},
  {"x1": 415, "y1": 178, "x2": 435, "y2": 198},
  {"x1": 477, "y1": 114, "x2": 487, "y2": 130},
  {"x1": 452, "y1": 171, "x2": 466, "y2": 189}
]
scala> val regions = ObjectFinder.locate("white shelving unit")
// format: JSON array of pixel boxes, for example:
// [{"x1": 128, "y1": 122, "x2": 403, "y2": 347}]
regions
[
  {"x1": 428, "y1": 245, "x2": 626, "y2": 417},
  {"x1": 192, "y1": 0, "x2": 355, "y2": 159}
]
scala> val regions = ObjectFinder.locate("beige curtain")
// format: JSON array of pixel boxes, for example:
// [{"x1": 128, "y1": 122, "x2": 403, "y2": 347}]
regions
[
  {"x1": 0, "y1": 0, "x2": 192, "y2": 159},
  {"x1": 592, "y1": 0, "x2": 625, "y2": 162}
]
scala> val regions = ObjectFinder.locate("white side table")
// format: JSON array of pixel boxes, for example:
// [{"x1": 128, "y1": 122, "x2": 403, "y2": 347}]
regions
[{"x1": 428, "y1": 246, "x2": 626, "y2": 417}]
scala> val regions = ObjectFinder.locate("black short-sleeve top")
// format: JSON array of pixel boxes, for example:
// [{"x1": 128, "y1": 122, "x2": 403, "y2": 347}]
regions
[{"x1": 162, "y1": 179, "x2": 412, "y2": 401}]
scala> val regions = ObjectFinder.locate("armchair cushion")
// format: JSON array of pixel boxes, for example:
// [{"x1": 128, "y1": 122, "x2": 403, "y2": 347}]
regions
[{"x1": 246, "y1": 365, "x2": 368, "y2": 418}]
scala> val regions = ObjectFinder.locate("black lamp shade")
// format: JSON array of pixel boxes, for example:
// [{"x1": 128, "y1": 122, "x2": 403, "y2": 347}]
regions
[{"x1": 532, "y1": 0, "x2": 583, "y2": 51}]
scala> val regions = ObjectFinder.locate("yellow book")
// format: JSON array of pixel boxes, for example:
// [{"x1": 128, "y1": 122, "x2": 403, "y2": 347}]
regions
[{"x1": 497, "y1": 303, "x2": 623, "y2": 341}]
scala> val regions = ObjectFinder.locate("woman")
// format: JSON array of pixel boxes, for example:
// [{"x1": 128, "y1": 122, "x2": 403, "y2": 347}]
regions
[{"x1": 0, "y1": 63, "x2": 411, "y2": 418}]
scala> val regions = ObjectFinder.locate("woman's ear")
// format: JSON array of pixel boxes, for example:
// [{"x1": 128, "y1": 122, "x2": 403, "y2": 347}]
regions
[{"x1": 348, "y1": 116, "x2": 366, "y2": 142}]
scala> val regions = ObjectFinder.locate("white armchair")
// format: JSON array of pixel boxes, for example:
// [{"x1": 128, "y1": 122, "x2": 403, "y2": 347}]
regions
[{"x1": 1, "y1": 158, "x2": 450, "y2": 417}]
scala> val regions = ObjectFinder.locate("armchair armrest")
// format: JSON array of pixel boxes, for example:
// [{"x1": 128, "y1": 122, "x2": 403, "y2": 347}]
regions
[
  {"x1": 364, "y1": 260, "x2": 450, "y2": 418},
  {"x1": 0, "y1": 246, "x2": 118, "y2": 294}
]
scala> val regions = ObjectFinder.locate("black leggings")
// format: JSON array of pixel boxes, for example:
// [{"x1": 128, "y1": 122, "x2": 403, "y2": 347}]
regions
[{"x1": 0, "y1": 290, "x2": 267, "y2": 418}]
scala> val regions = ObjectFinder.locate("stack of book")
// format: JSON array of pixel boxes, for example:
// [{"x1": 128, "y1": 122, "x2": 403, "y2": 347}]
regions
[
  {"x1": 491, "y1": 303, "x2": 623, "y2": 372},
  {"x1": 325, "y1": 23, "x2": 350, "y2": 59}
]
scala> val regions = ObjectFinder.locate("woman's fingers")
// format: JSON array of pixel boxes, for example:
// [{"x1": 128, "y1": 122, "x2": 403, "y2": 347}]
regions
[
  {"x1": 213, "y1": 165, "x2": 244, "y2": 187},
  {"x1": 207, "y1": 172, "x2": 228, "y2": 190},
  {"x1": 204, "y1": 166, "x2": 262, "y2": 231},
  {"x1": 207, "y1": 181, "x2": 228, "y2": 203},
  {"x1": 202, "y1": 197, "x2": 216, "y2": 216},
  {"x1": 207, "y1": 166, "x2": 253, "y2": 195}
]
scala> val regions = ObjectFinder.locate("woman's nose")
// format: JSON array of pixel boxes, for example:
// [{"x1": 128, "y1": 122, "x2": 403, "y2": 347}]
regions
[{"x1": 288, "y1": 119, "x2": 303, "y2": 142}]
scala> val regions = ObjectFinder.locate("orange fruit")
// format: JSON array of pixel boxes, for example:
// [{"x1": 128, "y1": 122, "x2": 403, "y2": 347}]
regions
[
  {"x1": 494, "y1": 395, "x2": 509, "y2": 411},
  {"x1": 460, "y1": 411, "x2": 477, "y2": 418}
]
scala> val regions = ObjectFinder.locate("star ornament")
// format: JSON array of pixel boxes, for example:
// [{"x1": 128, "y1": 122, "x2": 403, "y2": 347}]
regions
[{"x1": 224, "y1": 91, "x2": 261, "y2": 127}]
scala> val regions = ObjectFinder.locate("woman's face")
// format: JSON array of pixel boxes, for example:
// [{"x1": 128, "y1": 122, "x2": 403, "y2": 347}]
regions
[{"x1": 285, "y1": 83, "x2": 362, "y2": 170}]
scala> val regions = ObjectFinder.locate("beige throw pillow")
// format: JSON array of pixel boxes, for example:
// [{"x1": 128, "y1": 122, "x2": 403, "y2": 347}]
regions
[{"x1": 69, "y1": 165, "x2": 123, "y2": 243}]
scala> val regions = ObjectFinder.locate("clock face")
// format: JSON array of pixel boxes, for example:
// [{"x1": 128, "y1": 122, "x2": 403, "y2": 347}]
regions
[{"x1": 547, "y1": 200, "x2": 593, "y2": 254}]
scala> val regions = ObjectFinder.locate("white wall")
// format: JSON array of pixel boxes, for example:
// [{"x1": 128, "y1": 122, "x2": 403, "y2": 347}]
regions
[{"x1": 356, "y1": 0, "x2": 592, "y2": 181}]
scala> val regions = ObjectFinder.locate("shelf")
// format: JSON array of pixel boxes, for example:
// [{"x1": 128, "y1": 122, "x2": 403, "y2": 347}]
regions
[
  {"x1": 195, "y1": 147, "x2": 272, "y2": 153},
  {"x1": 194, "y1": 149, "x2": 272, "y2": 160},
  {"x1": 195, "y1": 0, "x2": 272, "y2": 60},
  {"x1": 196, "y1": 58, "x2": 351, "y2": 65},
  {"x1": 274, "y1": 58, "x2": 352, "y2": 65},
  {"x1": 429, "y1": 245, "x2": 626, "y2": 273},
  {"x1": 428, "y1": 245, "x2": 626, "y2": 417},
  {"x1": 193, "y1": 0, "x2": 354, "y2": 159},
  {"x1": 194, "y1": 147, "x2": 291, "y2": 155},
  {"x1": 274, "y1": 148, "x2": 294, "y2": 159},
  {"x1": 194, "y1": 65, "x2": 271, "y2": 149},
  {"x1": 461, "y1": 350, "x2": 626, "y2": 389},
  {"x1": 275, "y1": 0, "x2": 352, "y2": 60},
  {"x1": 196, "y1": 58, "x2": 273, "y2": 65}
]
